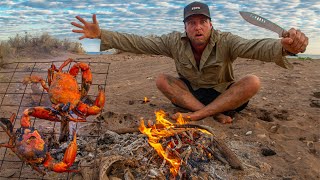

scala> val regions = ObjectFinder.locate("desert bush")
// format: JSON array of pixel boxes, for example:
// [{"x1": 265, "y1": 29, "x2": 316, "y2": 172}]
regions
[
  {"x1": 0, "y1": 32, "x2": 85, "y2": 67},
  {"x1": 298, "y1": 56, "x2": 313, "y2": 60},
  {"x1": 62, "y1": 38, "x2": 72, "y2": 50},
  {"x1": 8, "y1": 34, "x2": 24, "y2": 50},
  {"x1": 71, "y1": 42, "x2": 85, "y2": 54},
  {"x1": 0, "y1": 42, "x2": 13, "y2": 59}
]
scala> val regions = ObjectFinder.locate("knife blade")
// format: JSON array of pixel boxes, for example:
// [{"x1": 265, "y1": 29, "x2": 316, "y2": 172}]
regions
[
  {"x1": 239, "y1": 11, "x2": 300, "y2": 55},
  {"x1": 239, "y1": 11, "x2": 288, "y2": 38}
]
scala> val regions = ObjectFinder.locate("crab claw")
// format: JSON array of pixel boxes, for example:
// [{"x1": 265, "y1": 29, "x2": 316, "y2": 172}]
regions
[
  {"x1": 0, "y1": 113, "x2": 15, "y2": 133},
  {"x1": 21, "y1": 107, "x2": 60, "y2": 128},
  {"x1": 0, "y1": 113, "x2": 16, "y2": 148},
  {"x1": 74, "y1": 85, "x2": 105, "y2": 117},
  {"x1": 44, "y1": 131, "x2": 78, "y2": 173}
]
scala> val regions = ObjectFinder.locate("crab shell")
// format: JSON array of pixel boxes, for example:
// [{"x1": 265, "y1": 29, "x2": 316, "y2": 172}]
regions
[
  {"x1": 49, "y1": 73, "x2": 81, "y2": 106},
  {"x1": 16, "y1": 127, "x2": 47, "y2": 164}
]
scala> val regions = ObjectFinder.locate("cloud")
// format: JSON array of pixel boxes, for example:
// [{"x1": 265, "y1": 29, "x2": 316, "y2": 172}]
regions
[
  {"x1": 19, "y1": 0, "x2": 63, "y2": 9},
  {"x1": 8, "y1": 9, "x2": 53, "y2": 16},
  {"x1": 0, "y1": 0, "x2": 319, "y2": 54},
  {"x1": 0, "y1": 0, "x2": 17, "y2": 6},
  {"x1": 155, "y1": 2, "x2": 180, "y2": 9}
]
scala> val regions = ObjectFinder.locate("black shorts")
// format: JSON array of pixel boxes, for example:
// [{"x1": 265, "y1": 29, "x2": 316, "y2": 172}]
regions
[{"x1": 178, "y1": 78, "x2": 249, "y2": 114}]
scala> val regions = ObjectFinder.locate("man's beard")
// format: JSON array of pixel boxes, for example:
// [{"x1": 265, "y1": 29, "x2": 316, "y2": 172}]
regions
[{"x1": 191, "y1": 37, "x2": 207, "y2": 46}]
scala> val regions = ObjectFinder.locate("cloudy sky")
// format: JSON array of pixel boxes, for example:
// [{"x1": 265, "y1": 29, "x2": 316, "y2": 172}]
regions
[{"x1": 0, "y1": 0, "x2": 319, "y2": 54}]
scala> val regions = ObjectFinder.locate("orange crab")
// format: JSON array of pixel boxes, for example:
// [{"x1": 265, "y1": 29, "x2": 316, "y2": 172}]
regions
[
  {"x1": 0, "y1": 113, "x2": 78, "y2": 174},
  {"x1": 23, "y1": 58, "x2": 105, "y2": 123}
]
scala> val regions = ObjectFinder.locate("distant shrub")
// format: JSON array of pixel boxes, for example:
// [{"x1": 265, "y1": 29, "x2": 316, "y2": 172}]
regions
[
  {"x1": 0, "y1": 41, "x2": 13, "y2": 61},
  {"x1": 0, "y1": 32, "x2": 85, "y2": 67},
  {"x1": 298, "y1": 56, "x2": 313, "y2": 60}
]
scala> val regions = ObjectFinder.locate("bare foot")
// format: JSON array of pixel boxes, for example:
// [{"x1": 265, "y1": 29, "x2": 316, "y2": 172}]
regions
[
  {"x1": 171, "y1": 112, "x2": 194, "y2": 121},
  {"x1": 214, "y1": 113, "x2": 233, "y2": 124}
]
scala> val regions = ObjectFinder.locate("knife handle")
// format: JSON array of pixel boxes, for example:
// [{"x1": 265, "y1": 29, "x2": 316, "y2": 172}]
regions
[
  {"x1": 282, "y1": 31, "x2": 307, "y2": 56},
  {"x1": 284, "y1": 51, "x2": 297, "y2": 56},
  {"x1": 282, "y1": 30, "x2": 289, "y2": 38}
]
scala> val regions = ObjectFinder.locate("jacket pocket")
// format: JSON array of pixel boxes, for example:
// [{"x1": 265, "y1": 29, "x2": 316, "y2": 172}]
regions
[
  {"x1": 176, "y1": 59, "x2": 197, "y2": 81},
  {"x1": 200, "y1": 63, "x2": 222, "y2": 83}
]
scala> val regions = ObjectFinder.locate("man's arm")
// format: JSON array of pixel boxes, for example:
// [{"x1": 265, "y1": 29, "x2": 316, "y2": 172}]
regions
[
  {"x1": 99, "y1": 30, "x2": 173, "y2": 56},
  {"x1": 71, "y1": 14, "x2": 173, "y2": 57},
  {"x1": 227, "y1": 35, "x2": 291, "y2": 68},
  {"x1": 224, "y1": 28, "x2": 308, "y2": 69}
]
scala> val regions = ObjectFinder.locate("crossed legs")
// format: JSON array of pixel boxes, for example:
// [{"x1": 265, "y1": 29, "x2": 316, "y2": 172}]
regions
[{"x1": 155, "y1": 74, "x2": 261, "y2": 123}]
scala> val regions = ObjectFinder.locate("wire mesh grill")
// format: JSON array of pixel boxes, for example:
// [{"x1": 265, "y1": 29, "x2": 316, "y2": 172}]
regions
[{"x1": 0, "y1": 58, "x2": 110, "y2": 179}]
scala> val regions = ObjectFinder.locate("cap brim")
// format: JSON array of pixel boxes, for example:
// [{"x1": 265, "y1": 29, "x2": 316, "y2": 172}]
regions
[{"x1": 183, "y1": 14, "x2": 211, "y2": 22}]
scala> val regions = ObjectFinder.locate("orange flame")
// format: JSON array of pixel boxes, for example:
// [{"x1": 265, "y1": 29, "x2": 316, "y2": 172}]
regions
[
  {"x1": 139, "y1": 110, "x2": 187, "y2": 176},
  {"x1": 176, "y1": 112, "x2": 188, "y2": 125},
  {"x1": 143, "y1": 97, "x2": 150, "y2": 103}
]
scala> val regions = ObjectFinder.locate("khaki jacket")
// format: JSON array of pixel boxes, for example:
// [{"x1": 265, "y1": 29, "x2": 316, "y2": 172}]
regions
[{"x1": 100, "y1": 29, "x2": 292, "y2": 92}]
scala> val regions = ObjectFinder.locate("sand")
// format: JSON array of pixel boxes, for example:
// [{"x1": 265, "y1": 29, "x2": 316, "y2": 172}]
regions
[{"x1": 0, "y1": 52, "x2": 319, "y2": 179}]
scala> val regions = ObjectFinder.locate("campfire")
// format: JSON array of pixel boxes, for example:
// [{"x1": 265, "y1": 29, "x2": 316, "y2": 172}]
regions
[
  {"x1": 139, "y1": 110, "x2": 243, "y2": 178},
  {"x1": 72, "y1": 109, "x2": 244, "y2": 179}
]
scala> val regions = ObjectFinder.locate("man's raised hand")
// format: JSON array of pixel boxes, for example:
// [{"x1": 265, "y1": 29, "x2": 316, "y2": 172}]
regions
[{"x1": 71, "y1": 14, "x2": 101, "y2": 40}]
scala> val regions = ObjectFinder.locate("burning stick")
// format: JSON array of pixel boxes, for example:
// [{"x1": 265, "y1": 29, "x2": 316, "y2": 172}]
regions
[
  {"x1": 183, "y1": 146, "x2": 192, "y2": 165},
  {"x1": 182, "y1": 132, "x2": 193, "y2": 141},
  {"x1": 173, "y1": 134, "x2": 182, "y2": 150}
]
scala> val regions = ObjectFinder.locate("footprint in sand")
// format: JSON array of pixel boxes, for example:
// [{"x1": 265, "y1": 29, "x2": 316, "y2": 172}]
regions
[
  {"x1": 97, "y1": 111, "x2": 140, "y2": 134},
  {"x1": 310, "y1": 92, "x2": 320, "y2": 108},
  {"x1": 257, "y1": 108, "x2": 274, "y2": 122},
  {"x1": 256, "y1": 108, "x2": 289, "y2": 122},
  {"x1": 312, "y1": 92, "x2": 320, "y2": 98}
]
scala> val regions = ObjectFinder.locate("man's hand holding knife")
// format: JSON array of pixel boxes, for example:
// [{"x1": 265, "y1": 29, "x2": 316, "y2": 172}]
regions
[
  {"x1": 239, "y1": 11, "x2": 308, "y2": 55},
  {"x1": 281, "y1": 28, "x2": 308, "y2": 55}
]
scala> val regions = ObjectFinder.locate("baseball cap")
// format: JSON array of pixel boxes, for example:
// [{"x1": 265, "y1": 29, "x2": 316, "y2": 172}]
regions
[{"x1": 183, "y1": 1, "x2": 211, "y2": 22}]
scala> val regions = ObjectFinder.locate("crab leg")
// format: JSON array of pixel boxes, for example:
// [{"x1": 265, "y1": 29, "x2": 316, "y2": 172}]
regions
[
  {"x1": 23, "y1": 76, "x2": 49, "y2": 92},
  {"x1": 58, "y1": 58, "x2": 74, "y2": 71},
  {"x1": 48, "y1": 64, "x2": 58, "y2": 86},
  {"x1": 0, "y1": 143, "x2": 14, "y2": 148},
  {"x1": 21, "y1": 107, "x2": 61, "y2": 128},
  {"x1": 75, "y1": 85, "x2": 105, "y2": 117},
  {"x1": 43, "y1": 131, "x2": 78, "y2": 173},
  {"x1": 69, "y1": 62, "x2": 92, "y2": 97}
]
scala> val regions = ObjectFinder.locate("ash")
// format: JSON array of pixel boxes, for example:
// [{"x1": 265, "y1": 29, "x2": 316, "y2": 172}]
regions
[{"x1": 73, "y1": 127, "x2": 232, "y2": 180}]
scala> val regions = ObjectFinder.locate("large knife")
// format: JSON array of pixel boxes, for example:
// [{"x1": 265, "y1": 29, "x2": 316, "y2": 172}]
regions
[
  {"x1": 239, "y1": 11, "x2": 299, "y2": 55},
  {"x1": 239, "y1": 11, "x2": 288, "y2": 38}
]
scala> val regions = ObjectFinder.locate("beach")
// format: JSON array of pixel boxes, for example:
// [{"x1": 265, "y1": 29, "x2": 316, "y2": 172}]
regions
[{"x1": 0, "y1": 52, "x2": 319, "y2": 179}]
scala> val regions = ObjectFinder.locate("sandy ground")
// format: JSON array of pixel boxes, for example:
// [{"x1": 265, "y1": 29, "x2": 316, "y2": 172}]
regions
[{"x1": 0, "y1": 52, "x2": 319, "y2": 179}]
